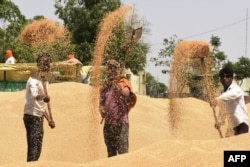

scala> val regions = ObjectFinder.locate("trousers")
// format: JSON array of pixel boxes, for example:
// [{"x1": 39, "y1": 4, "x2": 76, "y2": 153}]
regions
[
  {"x1": 103, "y1": 123, "x2": 129, "y2": 157},
  {"x1": 233, "y1": 122, "x2": 249, "y2": 135},
  {"x1": 23, "y1": 114, "x2": 44, "y2": 162}
]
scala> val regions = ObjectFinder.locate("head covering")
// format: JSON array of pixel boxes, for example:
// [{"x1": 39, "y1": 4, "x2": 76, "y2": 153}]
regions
[
  {"x1": 106, "y1": 59, "x2": 120, "y2": 68},
  {"x1": 6, "y1": 50, "x2": 13, "y2": 58},
  {"x1": 106, "y1": 59, "x2": 121, "y2": 81},
  {"x1": 36, "y1": 53, "x2": 51, "y2": 72},
  {"x1": 68, "y1": 54, "x2": 75, "y2": 60}
]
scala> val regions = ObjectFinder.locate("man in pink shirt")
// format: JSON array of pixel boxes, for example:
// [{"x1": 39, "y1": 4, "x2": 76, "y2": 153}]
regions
[{"x1": 99, "y1": 59, "x2": 136, "y2": 157}]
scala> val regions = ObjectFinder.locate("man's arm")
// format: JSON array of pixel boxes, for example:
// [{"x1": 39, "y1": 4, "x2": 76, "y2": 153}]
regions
[{"x1": 44, "y1": 110, "x2": 55, "y2": 129}]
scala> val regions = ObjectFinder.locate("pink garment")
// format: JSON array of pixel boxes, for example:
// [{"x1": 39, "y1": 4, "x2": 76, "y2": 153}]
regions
[{"x1": 102, "y1": 87, "x2": 130, "y2": 124}]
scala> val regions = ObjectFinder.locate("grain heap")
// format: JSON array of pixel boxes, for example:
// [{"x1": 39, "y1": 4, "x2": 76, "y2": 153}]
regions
[
  {"x1": 17, "y1": 19, "x2": 80, "y2": 82},
  {"x1": 19, "y1": 19, "x2": 68, "y2": 46},
  {"x1": 1, "y1": 82, "x2": 250, "y2": 167}
]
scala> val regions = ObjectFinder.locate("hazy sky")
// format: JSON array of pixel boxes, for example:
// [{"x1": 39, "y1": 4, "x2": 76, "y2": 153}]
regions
[{"x1": 11, "y1": 0, "x2": 250, "y2": 85}]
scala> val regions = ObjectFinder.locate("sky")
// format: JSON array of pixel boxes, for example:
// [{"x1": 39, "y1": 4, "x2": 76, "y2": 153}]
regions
[{"x1": 11, "y1": 0, "x2": 250, "y2": 85}]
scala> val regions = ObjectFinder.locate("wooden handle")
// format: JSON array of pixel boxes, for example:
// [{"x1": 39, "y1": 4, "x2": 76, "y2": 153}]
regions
[
  {"x1": 200, "y1": 58, "x2": 223, "y2": 138},
  {"x1": 100, "y1": 118, "x2": 104, "y2": 124},
  {"x1": 42, "y1": 80, "x2": 54, "y2": 122}
]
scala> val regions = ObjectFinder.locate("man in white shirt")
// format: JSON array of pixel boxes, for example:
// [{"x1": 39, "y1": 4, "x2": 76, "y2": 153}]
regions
[
  {"x1": 5, "y1": 50, "x2": 16, "y2": 64},
  {"x1": 23, "y1": 53, "x2": 55, "y2": 162},
  {"x1": 66, "y1": 54, "x2": 83, "y2": 65},
  {"x1": 212, "y1": 67, "x2": 249, "y2": 135}
]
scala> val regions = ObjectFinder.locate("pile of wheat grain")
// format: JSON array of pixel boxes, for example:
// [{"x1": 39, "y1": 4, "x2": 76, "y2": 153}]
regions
[
  {"x1": 1, "y1": 82, "x2": 250, "y2": 167},
  {"x1": 19, "y1": 19, "x2": 68, "y2": 46}
]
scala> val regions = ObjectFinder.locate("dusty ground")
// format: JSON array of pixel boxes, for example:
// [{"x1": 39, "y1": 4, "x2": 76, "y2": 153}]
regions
[{"x1": 1, "y1": 82, "x2": 250, "y2": 167}]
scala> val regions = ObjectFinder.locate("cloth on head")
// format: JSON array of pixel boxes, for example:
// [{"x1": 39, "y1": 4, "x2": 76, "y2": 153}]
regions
[
  {"x1": 107, "y1": 59, "x2": 120, "y2": 68},
  {"x1": 68, "y1": 54, "x2": 75, "y2": 60},
  {"x1": 6, "y1": 50, "x2": 13, "y2": 58}
]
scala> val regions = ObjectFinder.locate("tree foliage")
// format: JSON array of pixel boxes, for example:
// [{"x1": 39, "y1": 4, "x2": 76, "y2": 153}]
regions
[
  {"x1": 150, "y1": 34, "x2": 178, "y2": 70},
  {"x1": 0, "y1": 0, "x2": 26, "y2": 62},
  {"x1": 233, "y1": 57, "x2": 250, "y2": 85},
  {"x1": 54, "y1": 0, "x2": 148, "y2": 73},
  {"x1": 209, "y1": 35, "x2": 227, "y2": 70},
  {"x1": 104, "y1": 22, "x2": 148, "y2": 74},
  {"x1": 54, "y1": 0, "x2": 121, "y2": 64},
  {"x1": 223, "y1": 57, "x2": 250, "y2": 86},
  {"x1": 145, "y1": 72, "x2": 167, "y2": 96}
]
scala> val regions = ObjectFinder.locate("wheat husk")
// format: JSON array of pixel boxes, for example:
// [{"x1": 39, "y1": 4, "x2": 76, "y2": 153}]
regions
[
  {"x1": 19, "y1": 19, "x2": 68, "y2": 46},
  {"x1": 168, "y1": 40, "x2": 212, "y2": 134},
  {"x1": 174, "y1": 40, "x2": 210, "y2": 59}
]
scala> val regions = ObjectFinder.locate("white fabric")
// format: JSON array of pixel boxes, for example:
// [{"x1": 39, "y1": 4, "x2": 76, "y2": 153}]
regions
[
  {"x1": 216, "y1": 83, "x2": 248, "y2": 127},
  {"x1": 5, "y1": 56, "x2": 15, "y2": 64},
  {"x1": 24, "y1": 77, "x2": 48, "y2": 117}
]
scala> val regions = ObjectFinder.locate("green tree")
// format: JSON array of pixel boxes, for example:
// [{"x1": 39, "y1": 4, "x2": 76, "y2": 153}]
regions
[
  {"x1": 54, "y1": 0, "x2": 148, "y2": 74},
  {"x1": 210, "y1": 35, "x2": 227, "y2": 70},
  {"x1": 145, "y1": 72, "x2": 167, "y2": 97},
  {"x1": 104, "y1": 22, "x2": 148, "y2": 74},
  {"x1": 223, "y1": 57, "x2": 250, "y2": 86},
  {"x1": 158, "y1": 82, "x2": 168, "y2": 95},
  {"x1": 150, "y1": 34, "x2": 178, "y2": 72},
  {"x1": 0, "y1": 0, "x2": 26, "y2": 62},
  {"x1": 55, "y1": 0, "x2": 121, "y2": 64},
  {"x1": 222, "y1": 57, "x2": 250, "y2": 95}
]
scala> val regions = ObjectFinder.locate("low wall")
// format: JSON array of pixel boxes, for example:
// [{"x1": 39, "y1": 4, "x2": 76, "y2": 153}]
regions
[{"x1": 0, "y1": 63, "x2": 82, "y2": 92}]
